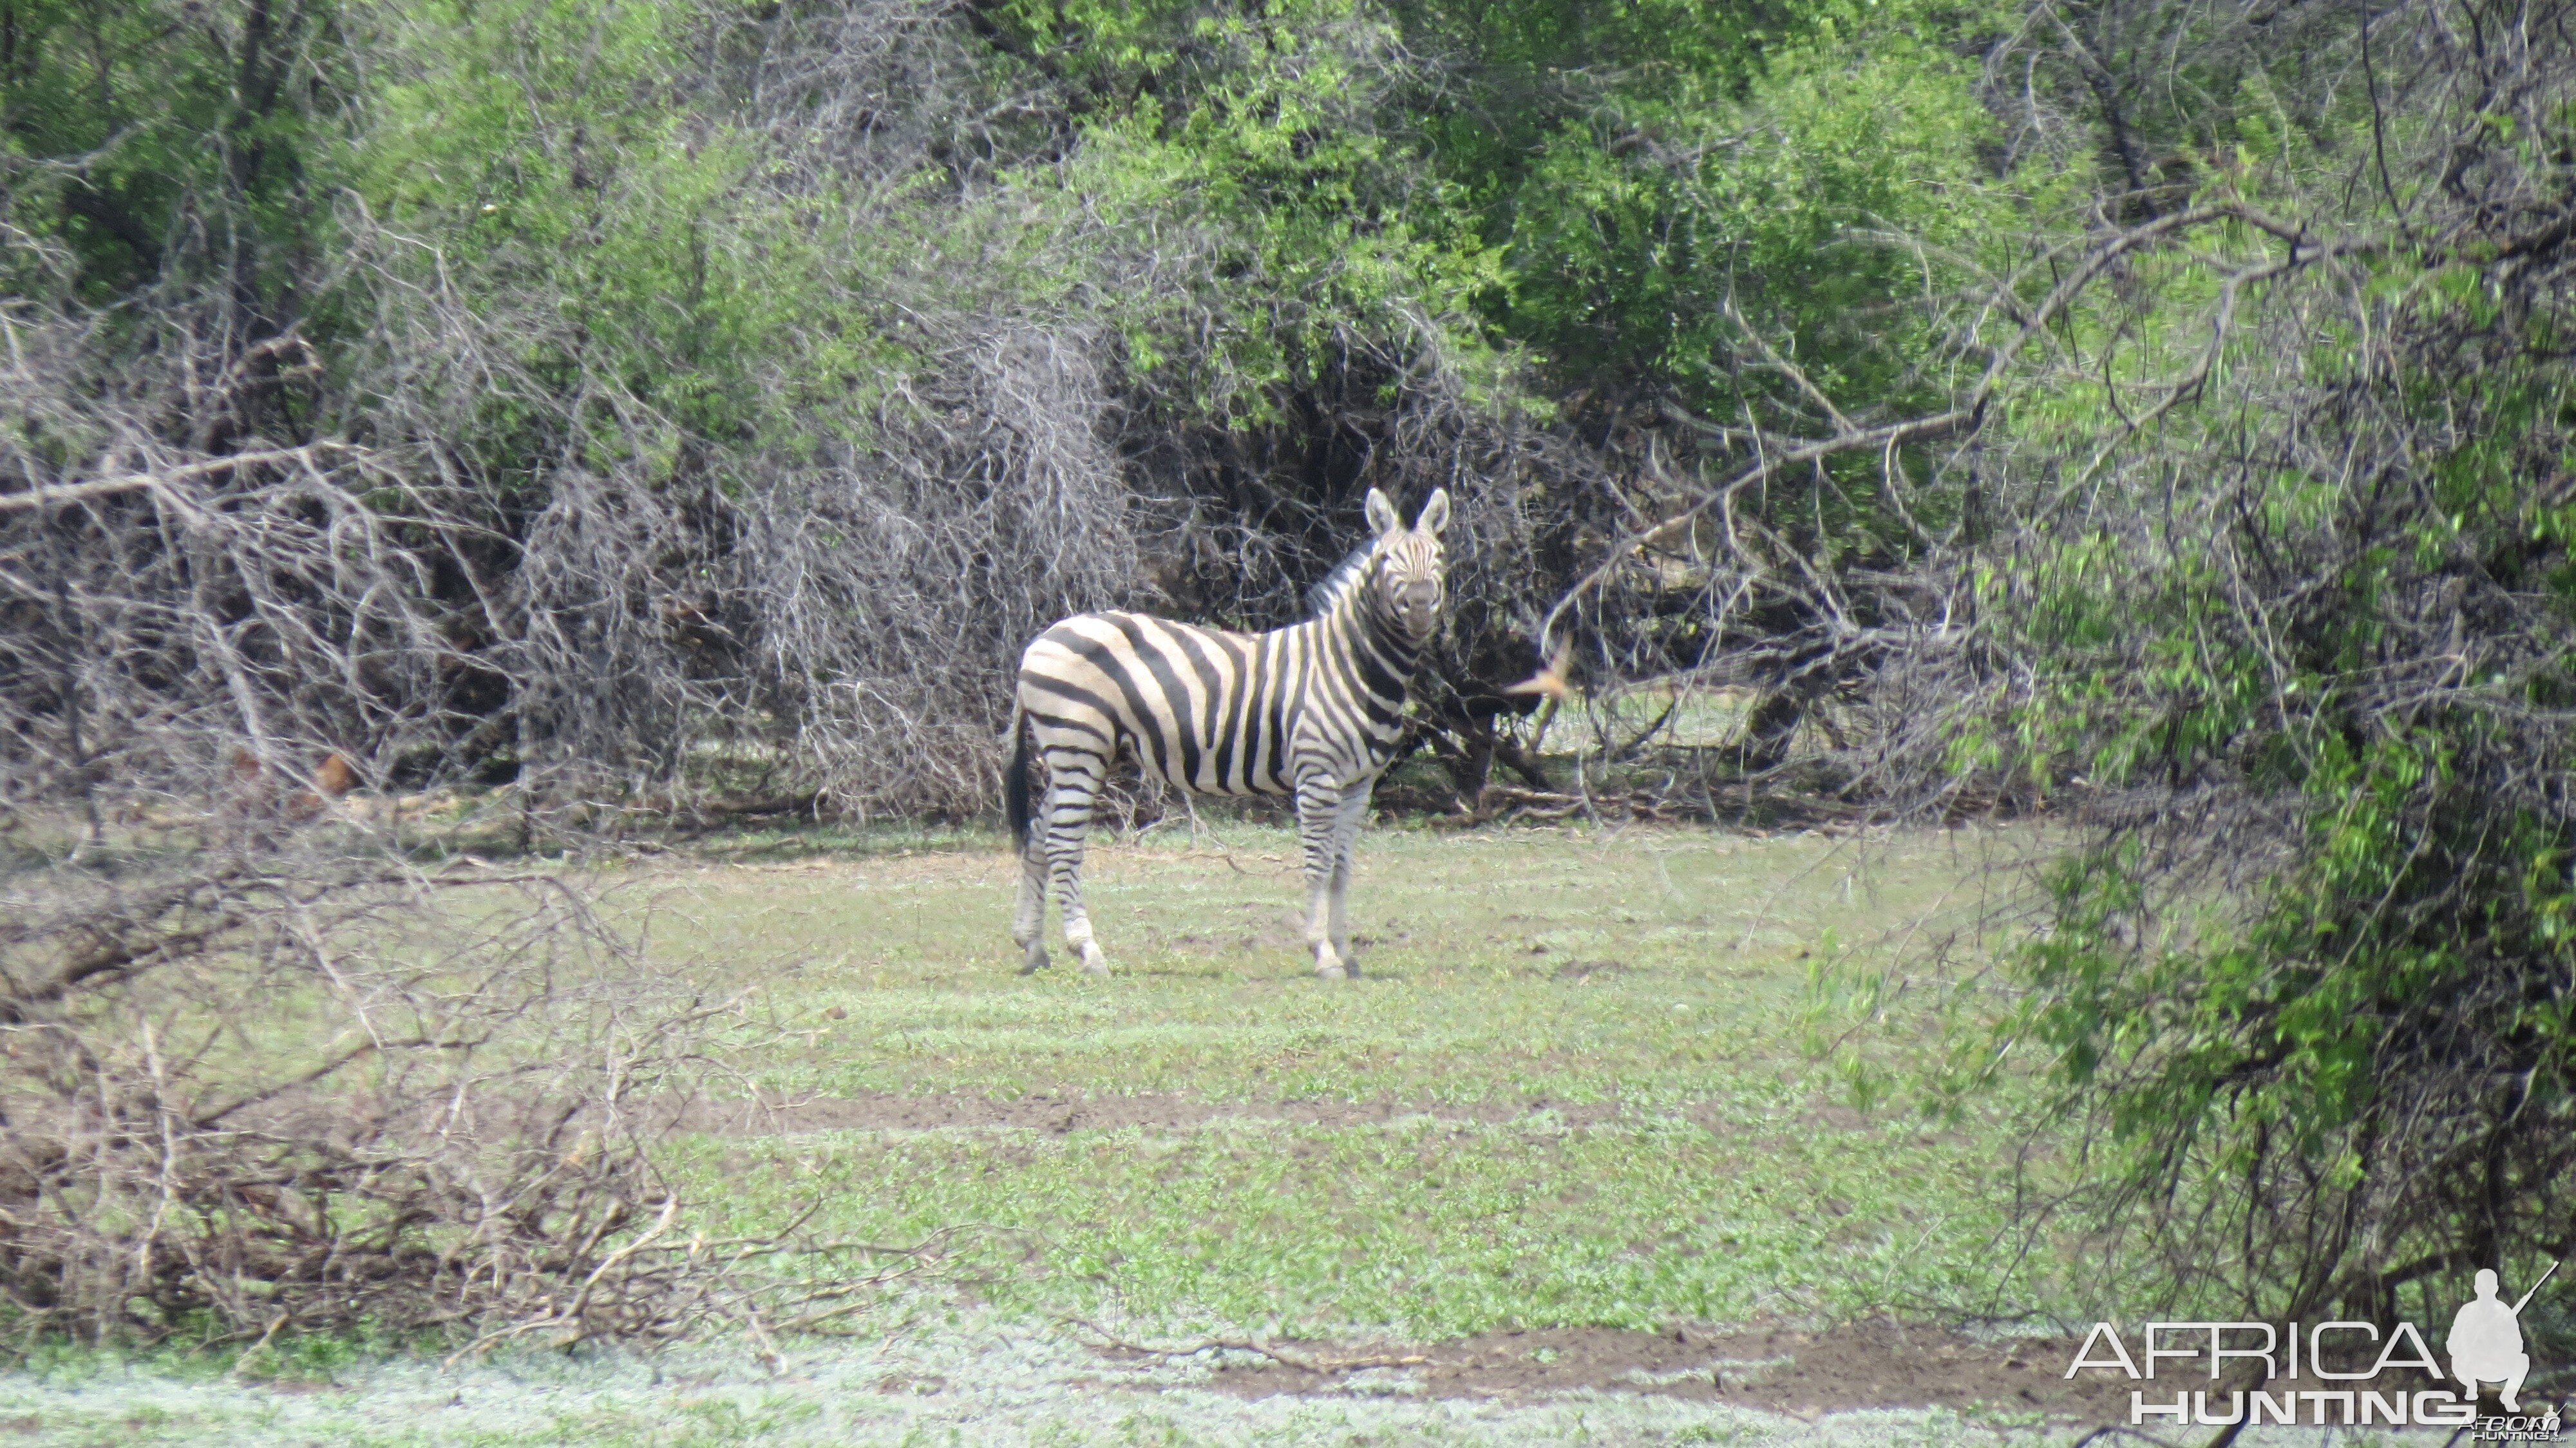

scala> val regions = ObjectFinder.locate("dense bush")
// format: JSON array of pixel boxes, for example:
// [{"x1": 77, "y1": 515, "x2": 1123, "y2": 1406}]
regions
[
  {"x1": 3, "y1": 0, "x2": 2013, "y2": 821},
  {"x1": 1942, "y1": 0, "x2": 2576, "y2": 1323}
]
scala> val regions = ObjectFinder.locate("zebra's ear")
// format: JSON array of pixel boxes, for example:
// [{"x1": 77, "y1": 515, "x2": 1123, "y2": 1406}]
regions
[
  {"x1": 1365, "y1": 488, "x2": 1401, "y2": 538},
  {"x1": 1416, "y1": 489, "x2": 1452, "y2": 537}
]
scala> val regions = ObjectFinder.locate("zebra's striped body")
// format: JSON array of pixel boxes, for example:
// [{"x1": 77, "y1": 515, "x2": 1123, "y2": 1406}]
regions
[{"x1": 1007, "y1": 488, "x2": 1451, "y2": 978}]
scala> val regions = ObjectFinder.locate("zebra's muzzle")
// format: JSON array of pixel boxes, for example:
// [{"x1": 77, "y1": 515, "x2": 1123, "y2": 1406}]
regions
[{"x1": 1397, "y1": 584, "x2": 1441, "y2": 640}]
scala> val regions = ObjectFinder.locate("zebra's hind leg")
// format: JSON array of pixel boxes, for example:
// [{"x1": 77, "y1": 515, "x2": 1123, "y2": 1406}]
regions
[
  {"x1": 1012, "y1": 832, "x2": 1050, "y2": 974},
  {"x1": 1041, "y1": 757, "x2": 1112, "y2": 976},
  {"x1": 1296, "y1": 776, "x2": 1351, "y2": 979}
]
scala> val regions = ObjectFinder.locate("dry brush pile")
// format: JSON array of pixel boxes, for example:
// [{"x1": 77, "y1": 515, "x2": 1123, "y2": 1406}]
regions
[{"x1": 0, "y1": 367, "x2": 929, "y2": 1344}]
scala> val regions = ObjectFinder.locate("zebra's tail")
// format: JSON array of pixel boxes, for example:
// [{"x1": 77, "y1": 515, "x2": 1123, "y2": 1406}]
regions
[{"x1": 1004, "y1": 696, "x2": 1034, "y2": 851}]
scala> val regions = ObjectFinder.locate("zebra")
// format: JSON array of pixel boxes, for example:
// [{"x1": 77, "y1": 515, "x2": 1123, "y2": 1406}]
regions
[{"x1": 1005, "y1": 487, "x2": 1452, "y2": 979}]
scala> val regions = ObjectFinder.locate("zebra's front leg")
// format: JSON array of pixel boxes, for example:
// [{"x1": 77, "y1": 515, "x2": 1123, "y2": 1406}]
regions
[
  {"x1": 1042, "y1": 759, "x2": 1112, "y2": 976},
  {"x1": 1296, "y1": 776, "x2": 1351, "y2": 979},
  {"x1": 1325, "y1": 783, "x2": 1374, "y2": 976}
]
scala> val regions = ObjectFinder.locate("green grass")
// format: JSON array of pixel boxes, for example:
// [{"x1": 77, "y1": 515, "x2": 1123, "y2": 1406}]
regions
[
  {"x1": 3, "y1": 821, "x2": 2105, "y2": 1445},
  {"x1": 668, "y1": 1113, "x2": 2011, "y2": 1338},
  {"x1": 641, "y1": 822, "x2": 2016, "y2": 1103},
  {"x1": 612, "y1": 823, "x2": 2049, "y2": 1341}
]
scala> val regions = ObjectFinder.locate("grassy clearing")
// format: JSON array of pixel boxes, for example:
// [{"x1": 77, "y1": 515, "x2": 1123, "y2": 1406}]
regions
[
  {"x1": 626, "y1": 823, "x2": 2060, "y2": 1337},
  {"x1": 3, "y1": 821, "x2": 2146, "y2": 1446},
  {"x1": 639, "y1": 814, "x2": 2050, "y2": 1340},
  {"x1": 670, "y1": 1113, "x2": 2011, "y2": 1338},
  {"x1": 644, "y1": 821, "x2": 2023, "y2": 1104}
]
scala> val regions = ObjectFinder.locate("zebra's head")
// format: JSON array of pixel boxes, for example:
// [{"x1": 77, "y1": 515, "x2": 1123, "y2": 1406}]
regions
[{"x1": 1362, "y1": 488, "x2": 1452, "y2": 646}]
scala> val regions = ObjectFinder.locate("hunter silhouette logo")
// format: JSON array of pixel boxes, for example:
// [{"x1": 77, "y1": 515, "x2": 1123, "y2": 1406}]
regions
[
  {"x1": 2453, "y1": 1262, "x2": 2557, "y2": 1413},
  {"x1": 2062, "y1": 1262, "x2": 2564, "y2": 1433}
]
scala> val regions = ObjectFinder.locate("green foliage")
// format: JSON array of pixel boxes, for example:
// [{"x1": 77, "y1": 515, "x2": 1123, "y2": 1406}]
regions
[
  {"x1": 1977, "y1": 157, "x2": 2576, "y2": 1313},
  {"x1": 3, "y1": 0, "x2": 2027, "y2": 581},
  {"x1": 988, "y1": 0, "x2": 1511, "y2": 422},
  {"x1": 1376, "y1": 0, "x2": 2034, "y2": 696},
  {"x1": 1471, "y1": 9, "x2": 2002, "y2": 410},
  {"x1": 0, "y1": 0, "x2": 341, "y2": 301},
  {"x1": 332, "y1": 0, "x2": 897, "y2": 474}
]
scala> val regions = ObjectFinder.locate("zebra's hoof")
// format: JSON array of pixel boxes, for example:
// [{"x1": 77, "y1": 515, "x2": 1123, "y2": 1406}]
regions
[
  {"x1": 1315, "y1": 957, "x2": 1347, "y2": 980},
  {"x1": 1079, "y1": 945, "x2": 1110, "y2": 977},
  {"x1": 1019, "y1": 946, "x2": 1050, "y2": 975}
]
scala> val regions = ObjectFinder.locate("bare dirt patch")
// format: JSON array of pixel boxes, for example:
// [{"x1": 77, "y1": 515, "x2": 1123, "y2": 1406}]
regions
[
  {"x1": 1159, "y1": 1319, "x2": 2132, "y2": 1418},
  {"x1": 659, "y1": 1090, "x2": 1899, "y2": 1143},
  {"x1": 665, "y1": 1091, "x2": 1626, "y2": 1136}
]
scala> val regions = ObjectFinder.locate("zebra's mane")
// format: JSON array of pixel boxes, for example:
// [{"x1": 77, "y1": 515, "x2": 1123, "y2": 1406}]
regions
[{"x1": 1304, "y1": 540, "x2": 1379, "y2": 618}]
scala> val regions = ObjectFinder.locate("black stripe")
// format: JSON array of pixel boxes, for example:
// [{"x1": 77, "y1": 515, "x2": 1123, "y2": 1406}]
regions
[
  {"x1": 1242, "y1": 634, "x2": 1273, "y2": 788},
  {"x1": 1107, "y1": 614, "x2": 1203, "y2": 788},
  {"x1": 1052, "y1": 625, "x2": 1175, "y2": 776},
  {"x1": 1349, "y1": 628, "x2": 1409, "y2": 703},
  {"x1": 1020, "y1": 671, "x2": 1124, "y2": 727},
  {"x1": 1202, "y1": 631, "x2": 1252, "y2": 791},
  {"x1": 1165, "y1": 625, "x2": 1233, "y2": 790},
  {"x1": 1267, "y1": 631, "x2": 1302, "y2": 791},
  {"x1": 1026, "y1": 706, "x2": 1113, "y2": 744}
]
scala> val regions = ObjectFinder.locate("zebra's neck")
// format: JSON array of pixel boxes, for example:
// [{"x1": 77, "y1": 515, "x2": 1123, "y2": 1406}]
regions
[
  {"x1": 1358, "y1": 587, "x2": 1423, "y2": 685},
  {"x1": 1309, "y1": 560, "x2": 1421, "y2": 703}
]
